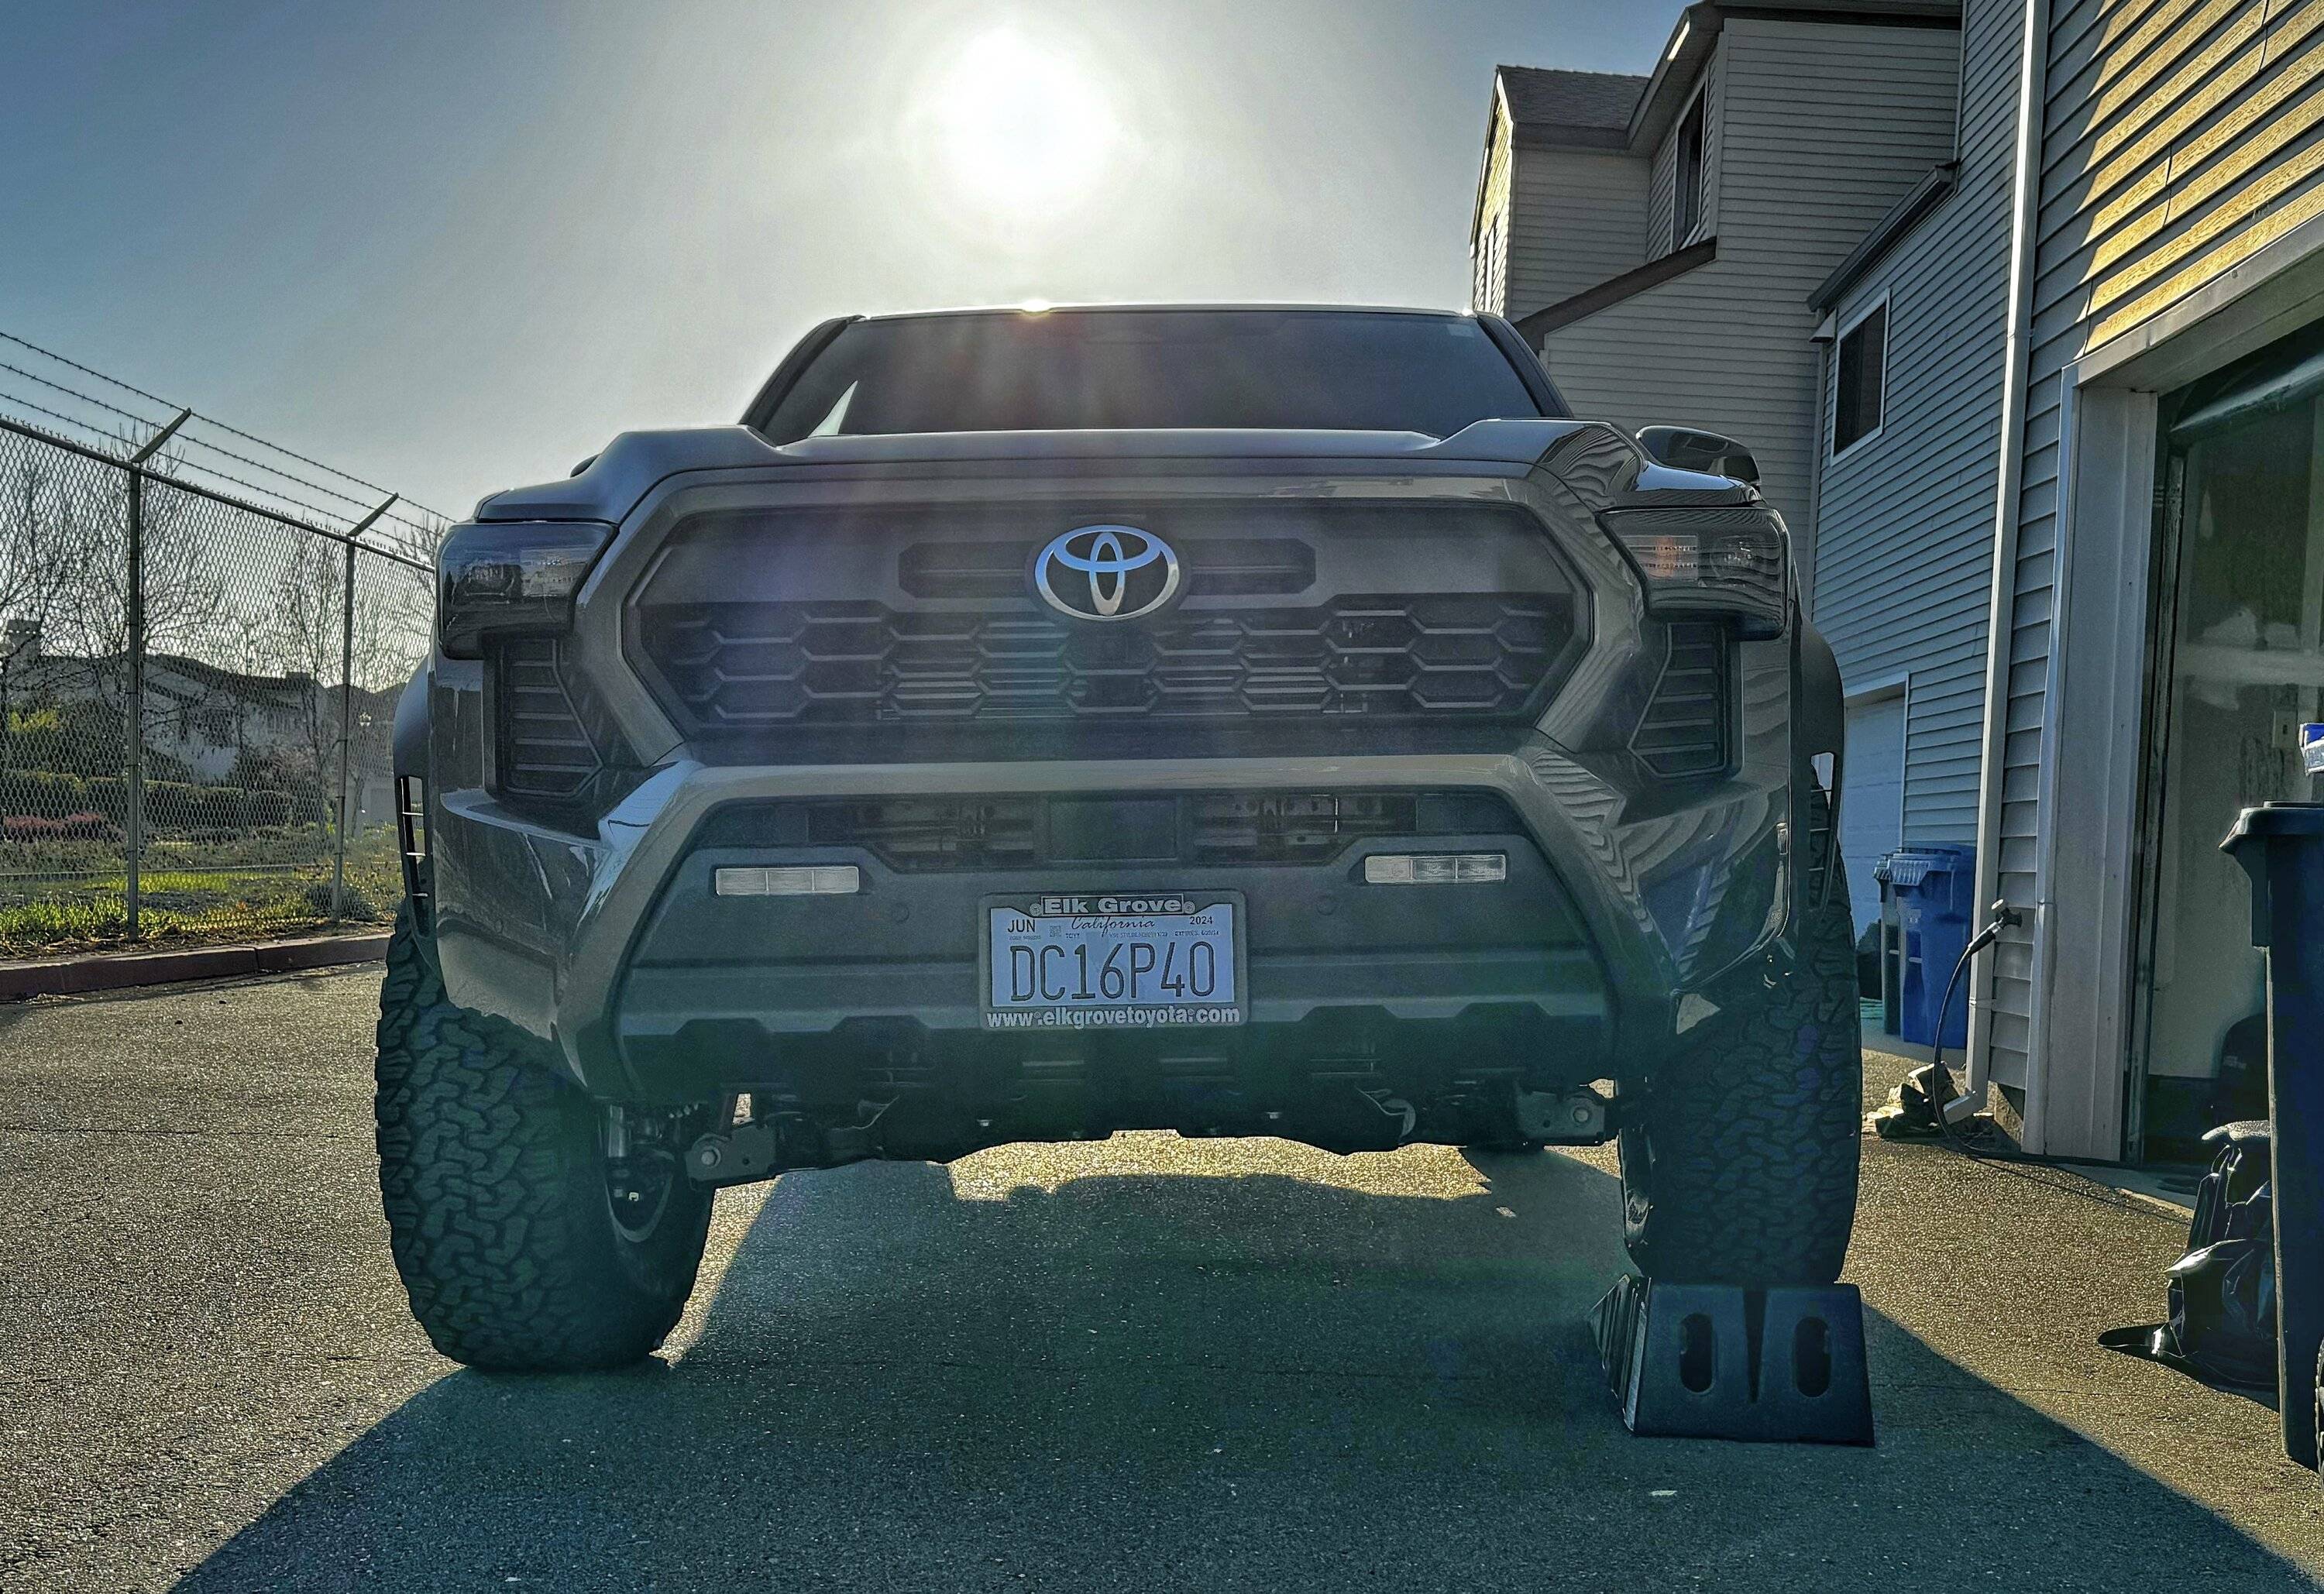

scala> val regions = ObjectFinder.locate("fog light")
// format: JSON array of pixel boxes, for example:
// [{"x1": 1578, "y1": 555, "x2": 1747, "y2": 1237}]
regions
[
  {"x1": 1362, "y1": 852, "x2": 1508, "y2": 885},
  {"x1": 714, "y1": 865, "x2": 861, "y2": 897}
]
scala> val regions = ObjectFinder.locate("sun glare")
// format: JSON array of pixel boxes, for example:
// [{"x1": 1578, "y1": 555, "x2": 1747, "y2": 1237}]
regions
[{"x1": 932, "y1": 29, "x2": 1117, "y2": 218}]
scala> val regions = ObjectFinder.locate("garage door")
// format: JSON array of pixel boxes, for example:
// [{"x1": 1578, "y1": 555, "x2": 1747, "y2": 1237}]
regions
[{"x1": 1840, "y1": 696, "x2": 1906, "y2": 940}]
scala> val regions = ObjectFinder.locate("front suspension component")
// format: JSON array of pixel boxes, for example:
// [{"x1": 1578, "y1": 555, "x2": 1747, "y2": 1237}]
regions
[{"x1": 686, "y1": 1104, "x2": 885, "y2": 1188}]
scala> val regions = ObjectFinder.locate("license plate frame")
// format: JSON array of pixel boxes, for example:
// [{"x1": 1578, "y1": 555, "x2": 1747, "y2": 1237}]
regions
[{"x1": 978, "y1": 889, "x2": 1248, "y2": 1031}]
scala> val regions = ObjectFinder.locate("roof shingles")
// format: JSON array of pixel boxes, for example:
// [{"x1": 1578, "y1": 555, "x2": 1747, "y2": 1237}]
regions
[{"x1": 1496, "y1": 66, "x2": 1648, "y2": 146}]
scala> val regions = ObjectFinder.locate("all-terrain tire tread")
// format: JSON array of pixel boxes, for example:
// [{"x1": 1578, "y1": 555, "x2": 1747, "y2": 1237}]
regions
[
  {"x1": 1622, "y1": 799, "x2": 1864, "y2": 1285},
  {"x1": 374, "y1": 909, "x2": 706, "y2": 1371}
]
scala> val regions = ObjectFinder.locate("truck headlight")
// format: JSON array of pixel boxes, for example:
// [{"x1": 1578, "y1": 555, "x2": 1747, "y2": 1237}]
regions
[
  {"x1": 1600, "y1": 506, "x2": 1789, "y2": 639},
  {"x1": 437, "y1": 521, "x2": 613, "y2": 658}
]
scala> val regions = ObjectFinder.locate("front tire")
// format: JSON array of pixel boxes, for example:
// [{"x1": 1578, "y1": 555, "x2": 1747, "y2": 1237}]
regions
[
  {"x1": 374, "y1": 906, "x2": 714, "y2": 1371},
  {"x1": 1617, "y1": 798, "x2": 1863, "y2": 1285}
]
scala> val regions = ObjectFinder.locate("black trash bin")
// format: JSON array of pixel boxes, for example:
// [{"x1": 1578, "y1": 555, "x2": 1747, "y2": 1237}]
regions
[{"x1": 2220, "y1": 803, "x2": 2324, "y2": 1470}]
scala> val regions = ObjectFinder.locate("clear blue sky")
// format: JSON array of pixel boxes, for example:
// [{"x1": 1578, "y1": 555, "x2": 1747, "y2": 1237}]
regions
[{"x1": 2, "y1": 1, "x2": 1673, "y2": 517}]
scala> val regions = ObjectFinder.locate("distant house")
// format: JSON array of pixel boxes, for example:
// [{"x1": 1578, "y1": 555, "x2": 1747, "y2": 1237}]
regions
[
  {"x1": 1474, "y1": 0, "x2": 2324, "y2": 1161},
  {"x1": 1, "y1": 624, "x2": 397, "y2": 822}
]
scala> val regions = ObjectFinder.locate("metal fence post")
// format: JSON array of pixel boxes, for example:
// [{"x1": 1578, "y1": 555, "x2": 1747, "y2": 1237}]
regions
[
  {"x1": 122, "y1": 410, "x2": 187, "y2": 943},
  {"x1": 329, "y1": 499, "x2": 394, "y2": 925},
  {"x1": 122, "y1": 466, "x2": 142, "y2": 941},
  {"x1": 330, "y1": 543, "x2": 356, "y2": 922}
]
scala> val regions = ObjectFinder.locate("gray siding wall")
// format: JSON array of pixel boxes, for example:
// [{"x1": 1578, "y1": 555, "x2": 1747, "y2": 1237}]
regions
[
  {"x1": 1504, "y1": 149, "x2": 1650, "y2": 318},
  {"x1": 1542, "y1": 20, "x2": 1962, "y2": 531},
  {"x1": 1813, "y1": 0, "x2": 2024, "y2": 864},
  {"x1": 1988, "y1": 0, "x2": 2324, "y2": 1098}
]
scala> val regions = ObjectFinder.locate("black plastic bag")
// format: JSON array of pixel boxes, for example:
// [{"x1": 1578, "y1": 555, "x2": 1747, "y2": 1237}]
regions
[{"x1": 2100, "y1": 1121, "x2": 2278, "y2": 1394}]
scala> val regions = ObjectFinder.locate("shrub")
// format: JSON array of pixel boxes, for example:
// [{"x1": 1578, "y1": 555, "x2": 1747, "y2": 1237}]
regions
[
  {"x1": 2, "y1": 697, "x2": 125, "y2": 778},
  {"x1": 0, "y1": 768, "x2": 94, "y2": 819},
  {"x1": 2, "y1": 811, "x2": 119, "y2": 843},
  {"x1": 0, "y1": 772, "x2": 296, "y2": 833}
]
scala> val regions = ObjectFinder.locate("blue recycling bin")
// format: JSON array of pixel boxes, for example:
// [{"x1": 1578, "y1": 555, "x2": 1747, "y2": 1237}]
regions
[{"x1": 1885, "y1": 845, "x2": 1977, "y2": 1049}]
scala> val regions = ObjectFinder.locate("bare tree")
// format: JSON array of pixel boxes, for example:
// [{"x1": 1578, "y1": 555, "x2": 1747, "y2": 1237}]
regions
[
  {"x1": 40, "y1": 448, "x2": 229, "y2": 744},
  {"x1": 0, "y1": 440, "x2": 84, "y2": 637},
  {"x1": 269, "y1": 538, "x2": 343, "y2": 804},
  {"x1": 218, "y1": 607, "x2": 280, "y2": 773},
  {"x1": 350, "y1": 554, "x2": 432, "y2": 691}
]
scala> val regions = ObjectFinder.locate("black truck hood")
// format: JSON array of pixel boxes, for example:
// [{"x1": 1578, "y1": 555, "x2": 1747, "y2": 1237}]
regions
[{"x1": 473, "y1": 419, "x2": 1611, "y2": 524}]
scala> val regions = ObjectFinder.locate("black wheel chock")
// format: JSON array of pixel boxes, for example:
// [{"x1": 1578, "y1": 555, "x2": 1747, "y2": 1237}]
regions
[{"x1": 1590, "y1": 1273, "x2": 1875, "y2": 1445}]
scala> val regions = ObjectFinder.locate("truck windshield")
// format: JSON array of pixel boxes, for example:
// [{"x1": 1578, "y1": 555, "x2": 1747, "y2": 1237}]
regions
[{"x1": 756, "y1": 309, "x2": 1556, "y2": 442}]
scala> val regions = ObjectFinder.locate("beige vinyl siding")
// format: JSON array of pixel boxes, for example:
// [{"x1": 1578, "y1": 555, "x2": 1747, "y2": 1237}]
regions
[
  {"x1": 1989, "y1": 0, "x2": 2324, "y2": 1094},
  {"x1": 1504, "y1": 149, "x2": 1650, "y2": 318},
  {"x1": 1473, "y1": 97, "x2": 1518, "y2": 314},
  {"x1": 1813, "y1": 0, "x2": 2025, "y2": 864},
  {"x1": 1543, "y1": 19, "x2": 1962, "y2": 531}
]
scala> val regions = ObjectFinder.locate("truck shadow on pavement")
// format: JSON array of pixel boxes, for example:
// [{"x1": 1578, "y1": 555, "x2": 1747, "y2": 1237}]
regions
[{"x1": 177, "y1": 1145, "x2": 2311, "y2": 1592}]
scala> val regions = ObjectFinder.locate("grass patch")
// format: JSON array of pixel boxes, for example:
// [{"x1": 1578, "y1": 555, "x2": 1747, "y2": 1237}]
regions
[{"x1": 0, "y1": 826, "x2": 401, "y2": 958}]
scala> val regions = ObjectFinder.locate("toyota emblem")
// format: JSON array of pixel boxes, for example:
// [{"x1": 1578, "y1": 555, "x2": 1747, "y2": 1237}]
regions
[{"x1": 1032, "y1": 525, "x2": 1181, "y2": 622}]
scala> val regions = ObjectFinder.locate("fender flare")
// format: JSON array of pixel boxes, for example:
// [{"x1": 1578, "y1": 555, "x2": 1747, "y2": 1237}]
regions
[
  {"x1": 1796, "y1": 622, "x2": 1844, "y2": 771},
  {"x1": 1794, "y1": 621, "x2": 1846, "y2": 915},
  {"x1": 394, "y1": 667, "x2": 430, "y2": 781}
]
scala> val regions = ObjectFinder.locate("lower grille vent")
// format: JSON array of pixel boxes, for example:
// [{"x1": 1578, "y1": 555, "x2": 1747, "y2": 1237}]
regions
[
  {"x1": 810, "y1": 798, "x2": 1040, "y2": 871},
  {"x1": 1185, "y1": 793, "x2": 1414, "y2": 863},
  {"x1": 696, "y1": 791, "x2": 1524, "y2": 871},
  {"x1": 1631, "y1": 623, "x2": 1731, "y2": 779},
  {"x1": 497, "y1": 637, "x2": 603, "y2": 799}
]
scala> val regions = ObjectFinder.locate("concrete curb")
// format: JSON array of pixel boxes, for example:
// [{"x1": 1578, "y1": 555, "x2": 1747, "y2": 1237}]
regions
[{"x1": 0, "y1": 932, "x2": 390, "y2": 1001}]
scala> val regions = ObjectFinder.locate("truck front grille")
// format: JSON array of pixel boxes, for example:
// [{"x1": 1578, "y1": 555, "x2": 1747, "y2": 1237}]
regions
[
  {"x1": 624, "y1": 502, "x2": 1588, "y2": 761},
  {"x1": 636, "y1": 594, "x2": 1564, "y2": 731}
]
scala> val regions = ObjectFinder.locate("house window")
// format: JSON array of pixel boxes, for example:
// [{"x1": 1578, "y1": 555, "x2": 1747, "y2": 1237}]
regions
[
  {"x1": 1834, "y1": 301, "x2": 1889, "y2": 455},
  {"x1": 1673, "y1": 94, "x2": 1705, "y2": 249}
]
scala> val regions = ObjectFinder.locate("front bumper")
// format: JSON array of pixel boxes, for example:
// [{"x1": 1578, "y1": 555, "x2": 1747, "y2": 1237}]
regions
[{"x1": 425, "y1": 737, "x2": 1788, "y2": 1101}]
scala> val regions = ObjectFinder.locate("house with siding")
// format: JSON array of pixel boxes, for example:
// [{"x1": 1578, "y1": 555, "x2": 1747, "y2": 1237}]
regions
[
  {"x1": 1470, "y1": 2, "x2": 1965, "y2": 550},
  {"x1": 1477, "y1": 0, "x2": 2324, "y2": 1162},
  {"x1": 1807, "y1": 0, "x2": 2022, "y2": 946}
]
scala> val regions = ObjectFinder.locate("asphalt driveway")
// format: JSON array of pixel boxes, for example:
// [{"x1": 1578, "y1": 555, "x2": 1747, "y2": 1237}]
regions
[{"x1": 2, "y1": 967, "x2": 2319, "y2": 1591}]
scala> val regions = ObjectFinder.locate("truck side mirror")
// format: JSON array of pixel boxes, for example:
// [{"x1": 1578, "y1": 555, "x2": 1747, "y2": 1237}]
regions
[{"x1": 1638, "y1": 425, "x2": 1760, "y2": 485}]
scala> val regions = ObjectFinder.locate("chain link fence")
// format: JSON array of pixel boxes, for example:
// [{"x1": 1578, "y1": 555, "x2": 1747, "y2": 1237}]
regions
[{"x1": 0, "y1": 414, "x2": 438, "y2": 958}]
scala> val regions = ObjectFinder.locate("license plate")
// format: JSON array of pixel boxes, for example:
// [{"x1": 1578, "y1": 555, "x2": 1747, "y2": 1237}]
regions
[{"x1": 982, "y1": 891, "x2": 1245, "y2": 1030}]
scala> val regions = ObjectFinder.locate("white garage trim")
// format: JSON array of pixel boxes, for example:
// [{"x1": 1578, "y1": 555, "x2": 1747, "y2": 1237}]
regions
[
  {"x1": 1844, "y1": 668, "x2": 1910, "y2": 858},
  {"x1": 2016, "y1": 376, "x2": 2154, "y2": 1157},
  {"x1": 1841, "y1": 675, "x2": 1911, "y2": 946}
]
